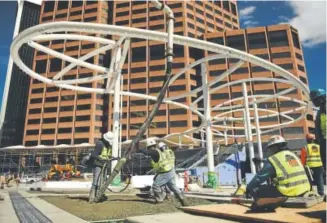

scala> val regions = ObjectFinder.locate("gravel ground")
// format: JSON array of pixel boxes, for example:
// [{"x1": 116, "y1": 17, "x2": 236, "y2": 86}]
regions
[{"x1": 41, "y1": 195, "x2": 215, "y2": 221}]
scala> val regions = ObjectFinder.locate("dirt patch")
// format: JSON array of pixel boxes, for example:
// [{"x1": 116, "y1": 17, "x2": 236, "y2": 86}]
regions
[{"x1": 41, "y1": 195, "x2": 215, "y2": 221}]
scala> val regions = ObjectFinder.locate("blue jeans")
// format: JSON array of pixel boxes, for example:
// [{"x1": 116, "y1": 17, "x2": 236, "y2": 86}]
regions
[
  {"x1": 152, "y1": 169, "x2": 183, "y2": 202},
  {"x1": 311, "y1": 166, "x2": 325, "y2": 196}
]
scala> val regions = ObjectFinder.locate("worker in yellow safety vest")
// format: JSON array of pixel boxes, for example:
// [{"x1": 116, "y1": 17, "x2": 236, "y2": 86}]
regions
[
  {"x1": 246, "y1": 135, "x2": 311, "y2": 211},
  {"x1": 303, "y1": 134, "x2": 324, "y2": 196},
  {"x1": 138, "y1": 138, "x2": 189, "y2": 206},
  {"x1": 89, "y1": 131, "x2": 116, "y2": 203}
]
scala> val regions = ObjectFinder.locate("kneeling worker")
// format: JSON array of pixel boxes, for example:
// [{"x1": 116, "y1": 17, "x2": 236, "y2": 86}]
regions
[
  {"x1": 246, "y1": 135, "x2": 310, "y2": 211},
  {"x1": 139, "y1": 138, "x2": 189, "y2": 206}
]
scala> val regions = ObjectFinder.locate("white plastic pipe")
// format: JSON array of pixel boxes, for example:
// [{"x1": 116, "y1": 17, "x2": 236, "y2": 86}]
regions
[
  {"x1": 201, "y1": 63, "x2": 215, "y2": 174},
  {"x1": 243, "y1": 83, "x2": 256, "y2": 174},
  {"x1": 111, "y1": 48, "x2": 121, "y2": 173},
  {"x1": 253, "y1": 98, "x2": 263, "y2": 168}
]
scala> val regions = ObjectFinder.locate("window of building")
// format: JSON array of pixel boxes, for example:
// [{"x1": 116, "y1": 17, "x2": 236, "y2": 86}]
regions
[
  {"x1": 291, "y1": 31, "x2": 301, "y2": 49},
  {"x1": 269, "y1": 30, "x2": 289, "y2": 47},
  {"x1": 50, "y1": 58, "x2": 62, "y2": 72},
  {"x1": 74, "y1": 138, "x2": 89, "y2": 144},
  {"x1": 79, "y1": 73, "x2": 93, "y2": 78},
  {"x1": 170, "y1": 121, "x2": 188, "y2": 127},
  {"x1": 130, "y1": 100, "x2": 146, "y2": 106},
  {"x1": 76, "y1": 115, "x2": 90, "y2": 121},
  {"x1": 196, "y1": 17, "x2": 204, "y2": 24},
  {"x1": 25, "y1": 141, "x2": 38, "y2": 146},
  {"x1": 150, "y1": 44, "x2": 165, "y2": 60},
  {"x1": 130, "y1": 77, "x2": 146, "y2": 84},
  {"x1": 279, "y1": 101, "x2": 298, "y2": 107},
  {"x1": 169, "y1": 85, "x2": 186, "y2": 91},
  {"x1": 283, "y1": 127, "x2": 304, "y2": 134},
  {"x1": 60, "y1": 106, "x2": 74, "y2": 112},
  {"x1": 26, "y1": 129, "x2": 39, "y2": 135},
  {"x1": 279, "y1": 63, "x2": 293, "y2": 70},
  {"x1": 300, "y1": 76, "x2": 307, "y2": 84},
  {"x1": 57, "y1": 139, "x2": 71, "y2": 144},
  {"x1": 61, "y1": 95, "x2": 75, "y2": 101},
  {"x1": 233, "y1": 67, "x2": 248, "y2": 74},
  {"x1": 76, "y1": 104, "x2": 91, "y2": 110},
  {"x1": 43, "y1": 117, "x2": 56, "y2": 123},
  {"x1": 207, "y1": 22, "x2": 214, "y2": 29},
  {"x1": 209, "y1": 58, "x2": 226, "y2": 65},
  {"x1": 75, "y1": 127, "x2": 90, "y2": 133},
  {"x1": 271, "y1": 52, "x2": 291, "y2": 59},
  {"x1": 42, "y1": 15, "x2": 53, "y2": 22},
  {"x1": 46, "y1": 87, "x2": 58, "y2": 93},
  {"x1": 66, "y1": 45, "x2": 79, "y2": 51},
  {"x1": 255, "y1": 89, "x2": 275, "y2": 95},
  {"x1": 42, "y1": 129, "x2": 55, "y2": 134},
  {"x1": 132, "y1": 17, "x2": 146, "y2": 23},
  {"x1": 150, "y1": 24, "x2": 164, "y2": 30},
  {"x1": 117, "y1": 2, "x2": 129, "y2": 8},
  {"x1": 131, "y1": 67, "x2": 146, "y2": 73},
  {"x1": 117, "y1": 11, "x2": 129, "y2": 17},
  {"x1": 295, "y1": 53, "x2": 303, "y2": 61},
  {"x1": 170, "y1": 109, "x2": 187, "y2": 115},
  {"x1": 227, "y1": 35, "x2": 246, "y2": 51},
  {"x1": 44, "y1": 107, "x2": 57, "y2": 113},
  {"x1": 150, "y1": 122, "x2": 166, "y2": 128},
  {"x1": 71, "y1": 1, "x2": 83, "y2": 7},
  {"x1": 231, "y1": 92, "x2": 243, "y2": 98},
  {"x1": 84, "y1": 16, "x2": 97, "y2": 22},
  {"x1": 56, "y1": 13, "x2": 67, "y2": 19},
  {"x1": 116, "y1": 20, "x2": 129, "y2": 25},
  {"x1": 211, "y1": 93, "x2": 229, "y2": 100},
  {"x1": 35, "y1": 60, "x2": 47, "y2": 73},
  {"x1": 188, "y1": 22, "x2": 195, "y2": 29},
  {"x1": 223, "y1": 1, "x2": 230, "y2": 11},
  {"x1": 130, "y1": 111, "x2": 146, "y2": 118},
  {"x1": 44, "y1": 1, "x2": 55, "y2": 12},
  {"x1": 258, "y1": 102, "x2": 276, "y2": 109},
  {"x1": 85, "y1": 7, "x2": 98, "y2": 13},
  {"x1": 69, "y1": 10, "x2": 81, "y2": 16},
  {"x1": 59, "y1": 116, "x2": 73, "y2": 122},
  {"x1": 77, "y1": 94, "x2": 92, "y2": 99},
  {"x1": 175, "y1": 98, "x2": 187, "y2": 103},
  {"x1": 29, "y1": 108, "x2": 41, "y2": 114},
  {"x1": 252, "y1": 66, "x2": 269, "y2": 73},
  {"x1": 231, "y1": 3, "x2": 237, "y2": 15},
  {"x1": 149, "y1": 87, "x2": 161, "y2": 93},
  {"x1": 150, "y1": 14, "x2": 164, "y2": 21},
  {"x1": 45, "y1": 96, "x2": 58, "y2": 103},
  {"x1": 187, "y1": 13, "x2": 194, "y2": 20},
  {"x1": 187, "y1": 4, "x2": 193, "y2": 10},
  {"x1": 175, "y1": 22, "x2": 183, "y2": 28},
  {"x1": 30, "y1": 98, "x2": 42, "y2": 104},
  {"x1": 225, "y1": 22, "x2": 232, "y2": 28},
  {"x1": 209, "y1": 70, "x2": 225, "y2": 76},
  {"x1": 248, "y1": 32, "x2": 267, "y2": 49},
  {"x1": 28, "y1": 119, "x2": 41, "y2": 124},
  {"x1": 175, "y1": 12, "x2": 183, "y2": 18},
  {"x1": 132, "y1": 46, "x2": 146, "y2": 62},
  {"x1": 298, "y1": 64, "x2": 305, "y2": 72}
]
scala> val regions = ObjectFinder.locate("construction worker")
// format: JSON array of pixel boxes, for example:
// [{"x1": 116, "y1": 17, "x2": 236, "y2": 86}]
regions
[
  {"x1": 89, "y1": 131, "x2": 115, "y2": 203},
  {"x1": 139, "y1": 139, "x2": 189, "y2": 206},
  {"x1": 310, "y1": 89, "x2": 326, "y2": 169},
  {"x1": 246, "y1": 135, "x2": 311, "y2": 211},
  {"x1": 302, "y1": 134, "x2": 324, "y2": 196}
]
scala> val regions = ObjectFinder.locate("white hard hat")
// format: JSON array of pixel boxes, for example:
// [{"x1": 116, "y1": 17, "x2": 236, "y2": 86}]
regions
[
  {"x1": 267, "y1": 135, "x2": 286, "y2": 148},
  {"x1": 158, "y1": 142, "x2": 167, "y2": 150},
  {"x1": 146, "y1": 138, "x2": 157, "y2": 148},
  {"x1": 103, "y1": 131, "x2": 114, "y2": 144}
]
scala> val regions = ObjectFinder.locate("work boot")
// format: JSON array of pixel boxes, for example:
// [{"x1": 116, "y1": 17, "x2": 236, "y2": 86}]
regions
[{"x1": 177, "y1": 197, "x2": 190, "y2": 207}]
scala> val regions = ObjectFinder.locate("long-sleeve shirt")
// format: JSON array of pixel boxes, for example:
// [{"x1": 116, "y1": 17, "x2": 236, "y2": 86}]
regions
[
  {"x1": 246, "y1": 160, "x2": 276, "y2": 196},
  {"x1": 139, "y1": 149, "x2": 160, "y2": 163}
]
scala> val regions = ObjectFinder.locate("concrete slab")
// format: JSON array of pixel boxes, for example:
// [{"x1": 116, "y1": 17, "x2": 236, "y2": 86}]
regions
[
  {"x1": 126, "y1": 212, "x2": 239, "y2": 223},
  {"x1": 0, "y1": 192, "x2": 19, "y2": 223},
  {"x1": 19, "y1": 190, "x2": 88, "y2": 223}
]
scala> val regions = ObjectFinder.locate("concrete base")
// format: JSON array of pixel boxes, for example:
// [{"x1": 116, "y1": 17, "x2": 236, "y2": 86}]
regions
[{"x1": 126, "y1": 212, "x2": 237, "y2": 223}]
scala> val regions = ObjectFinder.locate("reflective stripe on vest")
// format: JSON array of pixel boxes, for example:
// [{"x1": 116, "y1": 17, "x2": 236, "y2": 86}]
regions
[
  {"x1": 151, "y1": 149, "x2": 175, "y2": 173},
  {"x1": 306, "y1": 143, "x2": 323, "y2": 168},
  {"x1": 99, "y1": 145, "x2": 112, "y2": 160},
  {"x1": 321, "y1": 113, "x2": 326, "y2": 139},
  {"x1": 268, "y1": 151, "x2": 310, "y2": 197}
]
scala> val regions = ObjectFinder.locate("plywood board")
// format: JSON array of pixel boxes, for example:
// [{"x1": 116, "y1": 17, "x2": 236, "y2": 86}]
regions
[{"x1": 182, "y1": 203, "x2": 326, "y2": 223}]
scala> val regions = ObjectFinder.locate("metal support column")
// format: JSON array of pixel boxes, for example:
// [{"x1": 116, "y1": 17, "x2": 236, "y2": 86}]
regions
[
  {"x1": 242, "y1": 83, "x2": 256, "y2": 174},
  {"x1": 253, "y1": 98, "x2": 263, "y2": 168},
  {"x1": 223, "y1": 120, "x2": 228, "y2": 145},
  {"x1": 111, "y1": 48, "x2": 122, "y2": 184},
  {"x1": 201, "y1": 63, "x2": 217, "y2": 188}
]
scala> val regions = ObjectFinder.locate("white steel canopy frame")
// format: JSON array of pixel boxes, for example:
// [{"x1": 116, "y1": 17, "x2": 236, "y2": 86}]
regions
[{"x1": 11, "y1": 22, "x2": 312, "y2": 150}]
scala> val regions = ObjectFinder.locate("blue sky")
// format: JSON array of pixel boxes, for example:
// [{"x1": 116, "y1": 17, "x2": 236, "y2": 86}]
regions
[{"x1": 0, "y1": 1, "x2": 326, "y2": 107}]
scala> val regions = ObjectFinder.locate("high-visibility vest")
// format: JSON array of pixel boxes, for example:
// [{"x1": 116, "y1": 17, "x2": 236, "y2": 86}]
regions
[
  {"x1": 99, "y1": 145, "x2": 112, "y2": 160},
  {"x1": 151, "y1": 149, "x2": 175, "y2": 173},
  {"x1": 320, "y1": 113, "x2": 326, "y2": 139},
  {"x1": 268, "y1": 150, "x2": 310, "y2": 197},
  {"x1": 306, "y1": 143, "x2": 323, "y2": 168}
]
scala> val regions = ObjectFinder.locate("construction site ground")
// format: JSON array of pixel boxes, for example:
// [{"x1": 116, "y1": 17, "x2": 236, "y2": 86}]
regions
[{"x1": 41, "y1": 194, "x2": 216, "y2": 221}]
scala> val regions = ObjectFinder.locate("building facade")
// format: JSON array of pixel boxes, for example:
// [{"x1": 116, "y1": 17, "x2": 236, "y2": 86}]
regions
[
  {"x1": 0, "y1": 0, "x2": 41, "y2": 147},
  {"x1": 22, "y1": 0, "x2": 313, "y2": 147}
]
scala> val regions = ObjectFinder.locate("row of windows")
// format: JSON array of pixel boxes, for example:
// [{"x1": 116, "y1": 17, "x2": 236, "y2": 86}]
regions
[
  {"x1": 25, "y1": 138, "x2": 89, "y2": 146},
  {"x1": 44, "y1": 1, "x2": 97, "y2": 13}
]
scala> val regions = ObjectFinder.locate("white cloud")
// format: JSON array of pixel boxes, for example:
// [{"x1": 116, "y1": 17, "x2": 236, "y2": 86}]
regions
[
  {"x1": 243, "y1": 20, "x2": 259, "y2": 28},
  {"x1": 277, "y1": 15, "x2": 289, "y2": 22},
  {"x1": 239, "y1": 6, "x2": 256, "y2": 20},
  {"x1": 284, "y1": 1, "x2": 326, "y2": 47}
]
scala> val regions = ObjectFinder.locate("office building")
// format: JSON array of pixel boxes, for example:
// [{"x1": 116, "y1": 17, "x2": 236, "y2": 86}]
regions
[{"x1": 0, "y1": 0, "x2": 41, "y2": 147}]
